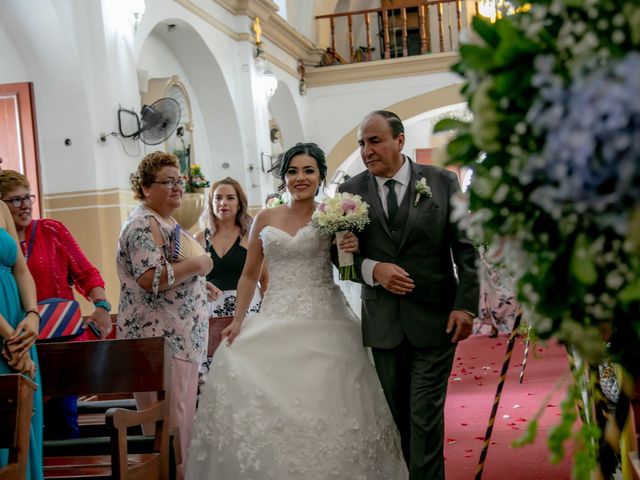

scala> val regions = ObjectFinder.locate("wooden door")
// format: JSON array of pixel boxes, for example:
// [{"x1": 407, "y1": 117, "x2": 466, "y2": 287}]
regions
[
  {"x1": 0, "y1": 82, "x2": 41, "y2": 217},
  {"x1": 415, "y1": 148, "x2": 433, "y2": 165}
]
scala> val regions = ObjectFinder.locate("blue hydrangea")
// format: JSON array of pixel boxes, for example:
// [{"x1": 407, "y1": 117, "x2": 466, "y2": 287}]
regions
[{"x1": 521, "y1": 52, "x2": 640, "y2": 234}]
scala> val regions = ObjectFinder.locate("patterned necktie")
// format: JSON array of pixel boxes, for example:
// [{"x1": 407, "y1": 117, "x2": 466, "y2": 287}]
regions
[{"x1": 385, "y1": 179, "x2": 398, "y2": 223}]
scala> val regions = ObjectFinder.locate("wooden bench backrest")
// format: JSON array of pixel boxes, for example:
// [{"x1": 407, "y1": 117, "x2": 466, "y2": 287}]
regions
[
  {"x1": 37, "y1": 337, "x2": 170, "y2": 397},
  {"x1": 0, "y1": 374, "x2": 37, "y2": 479}
]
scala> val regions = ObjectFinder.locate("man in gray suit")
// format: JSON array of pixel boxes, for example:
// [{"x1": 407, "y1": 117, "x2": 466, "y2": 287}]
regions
[{"x1": 338, "y1": 111, "x2": 479, "y2": 479}]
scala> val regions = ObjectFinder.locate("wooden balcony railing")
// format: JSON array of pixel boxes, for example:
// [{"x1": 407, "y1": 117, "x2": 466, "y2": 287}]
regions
[{"x1": 315, "y1": 0, "x2": 475, "y2": 65}]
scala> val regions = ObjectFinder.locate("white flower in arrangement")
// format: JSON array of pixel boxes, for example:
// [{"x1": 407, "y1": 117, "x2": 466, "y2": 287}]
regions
[
  {"x1": 414, "y1": 177, "x2": 432, "y2": 207},
  {"x1": 312, "y1": 192, "x2": 370, "y2": 238},
  {"x1": 312, "y1": 192, "x2": 370, "y2": 280},
  {"x1": 265, "y1": 194, "x2": 286, "y2": 208}
]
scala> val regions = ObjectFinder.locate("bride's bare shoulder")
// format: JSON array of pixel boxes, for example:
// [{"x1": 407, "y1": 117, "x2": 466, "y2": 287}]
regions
[
  {"x1": 252, "y1": 206, "x2": 288, "y2": 231},
  {"x1": 251, "y1": 208, "x2": 278, "y2": 237}
]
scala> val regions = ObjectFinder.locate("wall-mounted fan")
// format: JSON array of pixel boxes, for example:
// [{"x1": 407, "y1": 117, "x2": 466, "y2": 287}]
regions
[
  {"x1": 261, "y1": 152, "x2": 283, "y2": 178},
  {"x1": 260, "y1": 152, "x2": 284, "y2": 178},
  {"x1": 117, "y1": 97, "x2": 181, "y2": 145}
]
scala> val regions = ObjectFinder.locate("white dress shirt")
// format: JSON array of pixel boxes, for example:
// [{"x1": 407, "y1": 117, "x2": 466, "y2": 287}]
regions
[{"x1": 361, "y1": 157, "x2": 412, "y2": 286}]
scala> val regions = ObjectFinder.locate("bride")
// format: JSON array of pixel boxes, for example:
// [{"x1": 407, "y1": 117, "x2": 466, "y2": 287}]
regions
[{"x1": 186, "y1": 143, "x2": 407, "y2": 479}]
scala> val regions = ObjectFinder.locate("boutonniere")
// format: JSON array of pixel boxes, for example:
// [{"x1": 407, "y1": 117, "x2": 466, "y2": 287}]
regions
[{"x1": 414, "y1": 177, "x2": 432, "y2": 207}]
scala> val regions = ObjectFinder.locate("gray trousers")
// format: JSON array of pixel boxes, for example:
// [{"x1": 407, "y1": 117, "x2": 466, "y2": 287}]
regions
[{"x1": 372, "y1": 340, "x2": 456, "y2": 480}]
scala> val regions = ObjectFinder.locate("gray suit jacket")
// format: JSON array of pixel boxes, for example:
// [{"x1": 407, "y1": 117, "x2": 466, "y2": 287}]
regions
[{"x1": 338, "y1": 159, "x2": 479, "y2": 349}]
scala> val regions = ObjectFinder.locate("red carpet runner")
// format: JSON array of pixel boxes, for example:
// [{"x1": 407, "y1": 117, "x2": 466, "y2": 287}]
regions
[{"x1": 444, "y1": 334, "x2": 576, "y2": 479}]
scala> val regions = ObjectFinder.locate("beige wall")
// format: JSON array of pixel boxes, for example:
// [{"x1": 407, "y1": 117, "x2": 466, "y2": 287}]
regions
[{"x1": 43, "y1": 189, "x2": 137, "y2": 314}]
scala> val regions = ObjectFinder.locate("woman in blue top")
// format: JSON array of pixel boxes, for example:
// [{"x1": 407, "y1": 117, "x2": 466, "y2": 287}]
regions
[{"x1": 0, "y1": 187, "x2": 43, "y2": 479}]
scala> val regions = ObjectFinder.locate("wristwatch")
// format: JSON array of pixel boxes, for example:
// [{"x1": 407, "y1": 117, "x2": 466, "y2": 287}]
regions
[{"x1": 93, "y1": 299, "x2": 112, "y2": 312}]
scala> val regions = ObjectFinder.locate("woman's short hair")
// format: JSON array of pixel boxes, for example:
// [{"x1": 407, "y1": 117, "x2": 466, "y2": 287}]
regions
[
  {"x1": 278, "y1": 143, "x2": 327, "y2": 192},
  {"x1": 202, "y1": 177, "x2": 252, "y2": 237},
  {"x1": 0, "y1": 170, "x2": 30, "y2": 198},
  {"x1": 130, "y1": 151, "x2": 179, "y2": 200}
]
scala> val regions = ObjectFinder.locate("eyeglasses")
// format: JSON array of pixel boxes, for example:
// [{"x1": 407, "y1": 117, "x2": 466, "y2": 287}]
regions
[
  {"x1": 2, "y1": 194, "x2": 36, "y2": 208},
  {"x1": 152, "y1": 178, "x2": 185, "y2": 190}
]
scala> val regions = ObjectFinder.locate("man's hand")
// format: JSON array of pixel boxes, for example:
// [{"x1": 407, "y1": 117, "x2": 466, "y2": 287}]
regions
[
  {"x1": 446, "y1": 310, "x2": 474, "y2": 343},
  {"x1": 373, "y1": 262, "x2": 414, "y2": 295}
]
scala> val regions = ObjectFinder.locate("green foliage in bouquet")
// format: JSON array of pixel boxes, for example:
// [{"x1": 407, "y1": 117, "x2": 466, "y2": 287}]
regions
[{"x1": 435, "y1": 0, "x2": 640, "y2": 475}]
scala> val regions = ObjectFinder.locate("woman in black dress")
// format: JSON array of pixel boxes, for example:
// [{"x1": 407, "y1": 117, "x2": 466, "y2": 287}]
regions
[{"x1": 195, "y1": 177, "x2": 267, "y2": 368}]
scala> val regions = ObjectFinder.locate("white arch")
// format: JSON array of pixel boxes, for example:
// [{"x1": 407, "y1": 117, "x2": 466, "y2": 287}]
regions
[
  {"x1": 138, "y1": 19, "x2": 244, "y2": 183},
  {"x1": 268, "y1": 82, "x2": 305, "y2": 150}
]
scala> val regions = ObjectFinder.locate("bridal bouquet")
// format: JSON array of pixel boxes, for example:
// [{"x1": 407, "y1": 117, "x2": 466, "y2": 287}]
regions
[
  {"x1": 312, "y1": 192, "x2": 370, "y2": 280},
  {"x1": 436, "y1": 1, "x2": 639, "y2": 476}
]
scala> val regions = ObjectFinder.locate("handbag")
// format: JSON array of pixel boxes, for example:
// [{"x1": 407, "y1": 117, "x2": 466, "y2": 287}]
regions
[
  {"x1": 37, "y1": 298, "x2": 84, "y2": 341},
  {"x1": 25, "y1": 221, "x2": 85, "y2": 341}
]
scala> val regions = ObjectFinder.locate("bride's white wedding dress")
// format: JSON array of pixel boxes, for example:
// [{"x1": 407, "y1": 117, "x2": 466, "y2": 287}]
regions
[{"x1": 186, "y1": 225, "x2": 407, "y2": 479}]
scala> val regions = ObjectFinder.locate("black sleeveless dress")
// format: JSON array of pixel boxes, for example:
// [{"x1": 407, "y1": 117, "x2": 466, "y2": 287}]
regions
[{"x1": 205, "y1": 233, "x2": 262, "y2": 317}]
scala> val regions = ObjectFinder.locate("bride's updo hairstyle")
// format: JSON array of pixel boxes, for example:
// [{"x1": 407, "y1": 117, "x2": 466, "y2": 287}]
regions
[{"x1": 278, "y1": 142, "x2": 327, "y2": 193}]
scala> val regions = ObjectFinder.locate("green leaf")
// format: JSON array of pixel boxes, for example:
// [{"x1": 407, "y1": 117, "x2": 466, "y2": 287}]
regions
[
  {"x1": 493, "y1": 70, "x2": 526, "y2": 97},
  {"x1": 512, "y1": 419, "x2": 538, "y2": 448},
  {"x1": 459, "y1": 44, "x2": 495, "y2": 72},
  {"x1": 494, "y1": 19, "x2": 538, "y2": 66},
  {"x1": 472, "y1": 15, "x2": 500, "y2": 48},
  {"x1": 619, "y1": 278, "x2": 640, "y2": 303},
  {"x1": 433, "y1": 118, "x2": 469, "y2": 134},
  {"x1": 569, "y1": 234, "x2": 598, "y2": 286},
  {"x1": 446, "y1": 134, "x2": 474, "y2": 161}
]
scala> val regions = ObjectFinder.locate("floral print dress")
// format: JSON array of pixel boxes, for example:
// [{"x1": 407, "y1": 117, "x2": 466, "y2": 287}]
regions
[{"x1": 116, "y1": 205, "x2": 208, "y2": 363}]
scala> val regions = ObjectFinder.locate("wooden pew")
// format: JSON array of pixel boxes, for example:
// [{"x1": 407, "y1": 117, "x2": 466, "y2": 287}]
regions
[
  {"x1": 0, "y1": 374, "x2": 37, "y2": 480},
  {"x1": 38, "y1": 337, "x2": 171, "y2": 480}
]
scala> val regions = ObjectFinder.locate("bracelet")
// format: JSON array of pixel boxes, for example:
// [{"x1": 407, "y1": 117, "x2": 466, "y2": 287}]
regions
[
  {"x1": 25, "y1": 309, "x2": 41, "y2": 320},
  {"x1": 93, "y1": 299, "x2": 112, "y2": 312}
]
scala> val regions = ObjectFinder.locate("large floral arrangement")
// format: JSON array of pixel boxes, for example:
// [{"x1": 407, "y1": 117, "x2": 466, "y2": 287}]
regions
[
  {"x1": 436, "y1": 0, "x2": 640, "y2": 476},
  {"x1": 182, "y1": 164, "x2": 210, "y2": 193},
  {"x1": 312, "y1": 192, "x2": 370, "y2": 279}
]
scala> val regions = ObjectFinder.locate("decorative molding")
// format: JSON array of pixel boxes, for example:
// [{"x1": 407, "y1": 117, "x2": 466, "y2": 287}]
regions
[
  {"x1": 214, "y1": 0, "x2": 278, "y2": 20},
  {"x1": 210, "y1": 0, "x2": 321, "y2": 64},
  {"x1": 263, "y1": 52, "x2": 298, "y2": 79},
  {"x1": 176, "y1": 0, "x2": 248, "y2": 41},
  {"x1": 263, "y1": 13, "x2": 322, "y2": 65},
  {"x1": 307, "y1": 52, "x2": 460, "y2": 87}
]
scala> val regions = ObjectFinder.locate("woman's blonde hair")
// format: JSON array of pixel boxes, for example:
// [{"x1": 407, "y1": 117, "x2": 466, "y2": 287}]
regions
[
  {"x1": 130, "y1": 151, "x2": 179, "y2": 200},
  {"x1": 0, "y1": 170, "x2": 30, "y2": 198},
  {"x1": 201, "y1": 177, "x2": 252, "y2": 237}
]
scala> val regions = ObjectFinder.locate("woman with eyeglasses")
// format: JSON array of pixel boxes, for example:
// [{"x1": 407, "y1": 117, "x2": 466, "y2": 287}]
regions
[
  {"x1": 0, "y1": 168, "x2": 112, "y2": 441},
  {"x1": 117, "y1": 151, "x2": 212, "y2": 480}
]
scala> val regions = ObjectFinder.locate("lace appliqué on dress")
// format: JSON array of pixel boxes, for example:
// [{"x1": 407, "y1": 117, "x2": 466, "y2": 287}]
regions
[{"x1": 193, "y1": 377, "x2": 402, "y2": 479}]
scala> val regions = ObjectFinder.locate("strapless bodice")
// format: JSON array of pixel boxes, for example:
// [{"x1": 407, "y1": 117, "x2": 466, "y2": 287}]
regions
[{"x1": 258, "y1": 225, "x2": 347, "y2": 322}]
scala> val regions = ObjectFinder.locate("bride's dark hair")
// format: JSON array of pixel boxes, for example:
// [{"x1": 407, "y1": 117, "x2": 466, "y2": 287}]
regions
[{"x1": 278, "y1": 143, "x2": 327, "y2": 192}]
